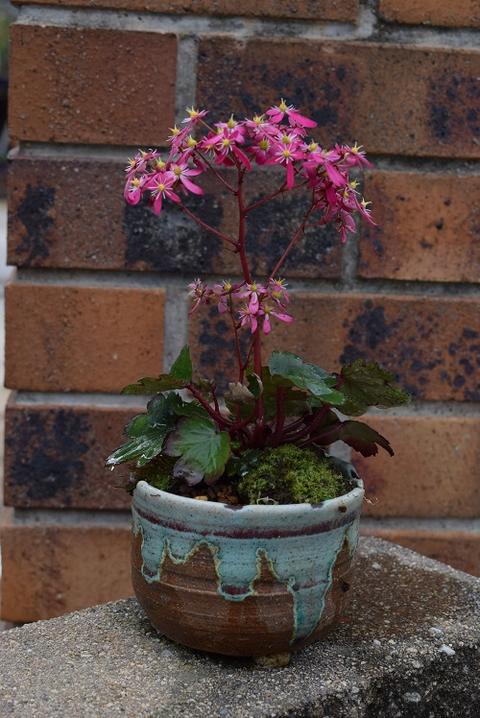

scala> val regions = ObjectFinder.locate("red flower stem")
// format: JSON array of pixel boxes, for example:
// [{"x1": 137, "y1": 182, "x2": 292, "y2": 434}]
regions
[
  {"x1": 281, "y1": 416, "x2": 306, "y2": 435},
  {"x1": 268, "y1": 201, "x2": 315, "y2": 279},
  {"x1": 236, "y1": 167, "x2": 264, "y2": 426},
  {"x1": 228, "y1": 300, "x2": 244, "y2": 382},
  {"x1": 186, "y1": 384, "x2": 232, "y2": 428},
  {"x1": 270, "y1": 387, "x2": 286, "y2": 446},
  {"x1": 195, "y1": 150, "x2": 237, "y2": 193},
  {"x1": 177, "y1": 202, "x2": 237, "y2": 247}
]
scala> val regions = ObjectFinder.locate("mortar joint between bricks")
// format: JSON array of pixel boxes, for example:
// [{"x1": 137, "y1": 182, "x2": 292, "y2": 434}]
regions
[{"x1": 14, "y1": 5, "x2": 480, "y2": 48}]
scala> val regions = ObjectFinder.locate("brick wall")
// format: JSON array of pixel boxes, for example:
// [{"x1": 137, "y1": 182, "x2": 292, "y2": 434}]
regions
[{"x1": 1, "y1": 0, "x2": 479, "y2": 622}]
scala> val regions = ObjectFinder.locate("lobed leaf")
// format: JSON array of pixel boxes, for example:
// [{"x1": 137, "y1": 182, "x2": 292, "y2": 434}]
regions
[
  {"x1": 268, "y1": 351, "x2": 345, "y2": 406},
  {"x1": 165, "y1": 417, "x2": 231, "y2": 482},
  {"x1": 339, "y1": 420, "x2": 394, "y2": 457},
  {"x1": 340, "y1": 359, "x2": 410, "y2": 416},
  {"x1": 121, "y1": 346, "x2": 193, "y2": 395}
]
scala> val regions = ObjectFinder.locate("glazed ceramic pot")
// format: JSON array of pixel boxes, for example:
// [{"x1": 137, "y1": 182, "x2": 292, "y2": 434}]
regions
[{"x1": 131, "y1": 463, "x2": 364, "y2": 657}]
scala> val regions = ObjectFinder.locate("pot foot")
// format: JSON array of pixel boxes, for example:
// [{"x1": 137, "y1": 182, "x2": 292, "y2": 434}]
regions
[{"x1": 253, "y1": 652, "x2": 291, "y2": 668}]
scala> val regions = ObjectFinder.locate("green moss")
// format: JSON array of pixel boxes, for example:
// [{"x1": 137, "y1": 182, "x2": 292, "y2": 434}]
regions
[
  {"x1": 133, "y1": 455, "x2": 176, "y2": 492},
  {"x1": 237, "y1": 445, "x2": 347, "y2": 505}
]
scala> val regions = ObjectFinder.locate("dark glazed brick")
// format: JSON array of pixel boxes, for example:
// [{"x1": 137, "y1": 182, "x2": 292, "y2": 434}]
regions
[
  {"x1": 4, "y1": 398, "x2": 142, "y2": 509},
  {"x1": 9, "y1": 25, "x2": 176, "y2": 146},
  {"x1": 11, "y1": 0, "x2": 359, "y2": 21},
  {"x1": 359, "y1": 171, "x2": 480, "y2": 283},
  {"x1": 197, "y1": 38, "x2": 480, "y2": 158},
  {"x1": 8, "y1": 157, "x2": 343, "y2": 277},
  {"x1": 190, "y1": 293, "x2": 480, "y2": 400}
]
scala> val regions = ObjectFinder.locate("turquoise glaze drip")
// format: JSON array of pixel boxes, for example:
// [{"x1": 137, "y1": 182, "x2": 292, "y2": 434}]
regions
[{"x1": 132, "y1": 479, "x2": 363, "y2": 644}]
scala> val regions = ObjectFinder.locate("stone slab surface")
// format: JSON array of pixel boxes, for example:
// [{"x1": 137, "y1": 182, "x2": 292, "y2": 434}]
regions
[{"x1": 0, "y1": 537, "x2": 479, "y2": 717}]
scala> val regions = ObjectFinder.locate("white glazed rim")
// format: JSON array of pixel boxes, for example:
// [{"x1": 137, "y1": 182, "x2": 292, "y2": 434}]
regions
[{"x1": 133, "y1": 474, "x2": 364, "y2": 521}]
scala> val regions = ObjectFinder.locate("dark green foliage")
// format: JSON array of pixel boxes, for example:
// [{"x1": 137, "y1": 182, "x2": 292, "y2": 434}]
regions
[
  {"x1": 340, "y1": 359, "x2": 411, "y2": 416},
  {"x1": 268, "y1": 351, "x2": 345, "y2": 406},
  {"x1": 107, "y1": 344, "x2": 410, "y2": 502},
  {"x1": 238, "y1": 445, "x2": 347, "y2": 505}
]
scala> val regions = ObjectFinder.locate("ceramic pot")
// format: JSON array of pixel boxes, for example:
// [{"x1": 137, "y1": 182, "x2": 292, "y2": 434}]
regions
[{"x1": 131, "y1": 463, "x2": 364, "y2": 657}]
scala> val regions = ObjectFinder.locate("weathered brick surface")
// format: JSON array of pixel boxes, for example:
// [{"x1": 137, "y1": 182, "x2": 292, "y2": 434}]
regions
[
  {"x1": 11, "y1": 0, "x2": 359, "y2": 21},
  {"x1": 197, "y1": 38, "x2": 480, "y2": 159},
  {"x1": 190, "y1": 293, "x2": 480, "y2": 401},
  {"x1": 361, "y1": 527, "x2": 480, "y2": 577},
  {"x1": 5, "y1": 283, "x2": 165, "y2": 392},
  {"x1": 357, "y1": 415, "x2": 480, "y2": 518},
  {"x1": 379, "y1": 0, "x2": 480, "y2": 28},
  {"x1": 7, "y1": 156, "x2": 342, "y2": 278},
  {"x1": 359, "y1": 170, "x2": 480, "y2": 283},
  {"x1": 4, "y1": 398, "x2": 141, "y2": 509},
  {"x1": 0, "y1": 522, "x2": 132, "y2": 622},
  {"x1": 9, "y1": 25, "x2": 176, "y2": 146}
]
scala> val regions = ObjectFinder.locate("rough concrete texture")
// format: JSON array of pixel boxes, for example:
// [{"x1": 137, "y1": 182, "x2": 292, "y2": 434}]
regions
[{"x1": 0, "y1": 538, "x2": 479, "y2": 717}]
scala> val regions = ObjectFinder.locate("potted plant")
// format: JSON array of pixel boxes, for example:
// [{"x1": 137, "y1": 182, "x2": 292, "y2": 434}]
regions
[{"x1": 107, "y1": 100, "x2": 409, "y2": 660}]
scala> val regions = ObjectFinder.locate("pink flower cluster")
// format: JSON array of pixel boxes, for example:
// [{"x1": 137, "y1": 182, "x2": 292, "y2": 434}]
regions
[
  {"x1": 188, "y1": 277, "x2": 292, "y2": 335},
  {"x1": 124, "y1": 100, "x2": 374, "y2": 243}
]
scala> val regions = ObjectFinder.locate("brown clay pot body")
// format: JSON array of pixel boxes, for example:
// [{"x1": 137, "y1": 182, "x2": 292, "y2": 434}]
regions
[{"x1": 132, "y1": 467, "x2": 364, "y2": 657}]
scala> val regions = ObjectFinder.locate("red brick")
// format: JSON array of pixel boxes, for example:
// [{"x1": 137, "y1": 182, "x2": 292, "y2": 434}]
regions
[
  {"x1": 9, "y1": 25, "x2": 176, "y2": 146},
  {"x1": 5, "y1": 283, "x2": 165, "y2": 392},
  {"x1": 197, "y1": 38, "x2": 480, "y2": 159},
  {"x1": 7, "y1": 156, "x2": 342, "y2": 278},
  {"x1": 0, "y1": 522, "x2": 132, "y2": 622},
  {"x1": 4, "y1": 396, "x2": 143, "y2": 509},
  {"x1": 361, "y1": 528, "x2": 480, "y2": 577},
  {"x1": 190, "y1": 293, "x2": 480, "y2": 401},
  {"x1": 379, "y1": 0, "x2": 480, "y2": 28},
  {"x1": 359, "y1": 171, "x2": 480, "y2": 283},
  {"x1": 356, "y1": 415, "x2": 480, "y2": 518},
  {"x1": 11, "y1": 0, "x2": 359, "y2": 21}
]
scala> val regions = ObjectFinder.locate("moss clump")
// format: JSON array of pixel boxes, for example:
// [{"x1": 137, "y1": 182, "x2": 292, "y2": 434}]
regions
[
  {"x1": 238, "y1": 445, "x2": 346, "y2": 505},
  {"x1": 133, "y1": 455, "x2": 175, "y2": 492}
]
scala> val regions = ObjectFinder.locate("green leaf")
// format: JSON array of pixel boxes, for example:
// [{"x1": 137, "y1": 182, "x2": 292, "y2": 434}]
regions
[
  {"x1": 170, "y1": 345, "x2": 193, "y2": 383},
  {"x1": 121, "y1": 346, "x2": 194, "y2": 395},
  {"x1": 261, "y1": 367, "x2": 311, "y2": 421},
  {"x1": 268, "y1": 351, "x2": 345, "y2": 406},
  {"x1": 121, "y1": 375, "x2": 186, "y2": 395},
  {"x1": 340, "y1": 360, "x2": 411, "y2": 416},
  {"x1": 339, "y1": 420, "x2": 394, "y2": 458},
  {"x1": 165, "y1": 417, "x2": 231, "y2": 482},
  {"x1": 106, "y1": 393, "x2": 180, "y2": 468}
]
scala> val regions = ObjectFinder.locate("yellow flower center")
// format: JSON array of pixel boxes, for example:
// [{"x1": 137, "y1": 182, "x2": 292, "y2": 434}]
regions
[
  {"x1": 279, "y1": 99, "x2": 288, "y2": 112},
  {"x1": 221, "y1": 138, "x2": 231, "y2": 148},
  {"x1": 155, "y1": 159, "x2": 166, "y2": 170},
  {"x1": 131, "y1": 178, "x2": 141, "y2": 188},
  {"x1": 187, "y1": 107, "x2": 200, "y2": 119},
  {"x1": 226, "y1": 115, "x2": 236, "y2": 129},
  {"x1": 157, "y1": 183, "x2": 166, "y2": 192},
  {"x1": 173, "y1": 166, "x2": 182, "y2": 176},
  {"x1": 253, "y1": 114, "x2": 264, "y2": 125},
  {"x1": 281, "y1": 134, "x2": 290, "y2": 145},
  {"x1": 349, "y1": 179, "x2": 359, "y2": 189},
  {"x1": 169, "y1": 125, "x2": 181, "y2": 136},
  {"x1": 259, "y1": 139, "x2": 269, "y2": 150},
  {"x1": 307, "y1": 142, "x2": 319, "y2": 152},
  {"x1": 282, "y1": 148, "x2": 292, "y2": 158},
  {"x1": 187, "y1": 136, "x2": 197, "y2": 148}
]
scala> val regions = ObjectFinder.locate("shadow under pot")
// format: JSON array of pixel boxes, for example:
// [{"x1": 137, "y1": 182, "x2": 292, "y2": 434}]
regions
[{"x1": 131, "y1": 464, "x2": 364, "y2": 658}]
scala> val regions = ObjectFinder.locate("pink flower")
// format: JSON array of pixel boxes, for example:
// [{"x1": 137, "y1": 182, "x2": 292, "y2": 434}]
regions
[
  {"x1": 337, "y1": 143, "x2": 373, "y2": 168},
  {"x1": 273, "y1": 136, "x2": 304, "y2": 189},
  {"x1": 267, "y1": 99, "x2": 317, "y2": 129},
  {"x1": 171, "y1": 162, "x2": 204, "y2": 196},
  {"x1": 238, "y1": 305, "x2": 258, "y2": 334},
  {"x1": 167, "y1": 125, "x2": 190, "y2": 152},
  {"x1": 188, "y1": 279, "x2": 209, "y2": 313},
  {"x1": 145, "y1": 172, "x2": 180, "y2": 215},
  {"x1": 182, "y1": 107, "x2": 208, "y2": 125},
  {"x1": 267, "y1": 278, "x2": 289, "y2": 307},
  {"x1": 124, "y1": 176, "x2": 145, "y2": 205},
  {"x1": 262, "y1": 307, "x2": 293, "y2": 335}
]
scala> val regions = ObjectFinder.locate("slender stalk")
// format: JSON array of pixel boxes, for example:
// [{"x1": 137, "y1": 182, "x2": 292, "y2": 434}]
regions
[
  {"x1": 298, "y1": 421, "x2": 342, "y2": 448},
  {"x1": 270, "y1": 387, "x2": 286, "y2": 446},
  {"x1": 283, "y1": 405, "x2": 330, "y2": 444},
  {"x1": 178, "y1": 202, "x2": 236, "y2": 247},
  {"x1": 195, "y1": 150, "x2": 237, "y2": 194},
  {"x1": 186, "y1": 384, "x2": 232, "y2": 429},
  {"x1": 268, "y1": 201, "x2": 315, "y2": 280}
]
